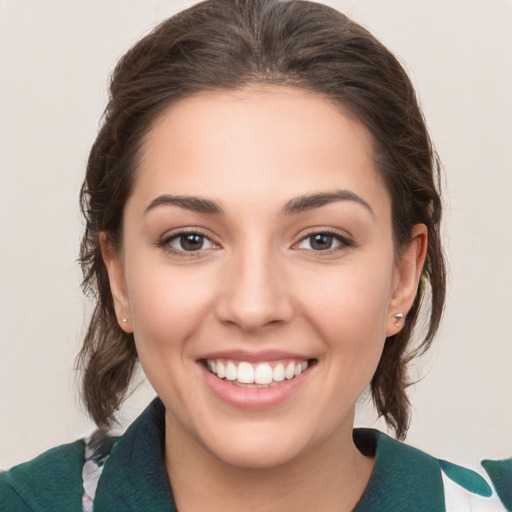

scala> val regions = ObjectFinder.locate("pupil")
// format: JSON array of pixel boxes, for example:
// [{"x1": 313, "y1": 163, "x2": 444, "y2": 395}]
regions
[
  {"x1": 311, "y1": 234, "x2": 332, "y2": 250},
  {"x1": 181, "y1": 234, "x2": 203, "y2": 251}
]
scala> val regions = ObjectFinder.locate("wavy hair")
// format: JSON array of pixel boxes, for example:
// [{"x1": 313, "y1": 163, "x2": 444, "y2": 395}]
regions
[{"x1": 77, "y1": 0, "x2": 445, "y2": 439}]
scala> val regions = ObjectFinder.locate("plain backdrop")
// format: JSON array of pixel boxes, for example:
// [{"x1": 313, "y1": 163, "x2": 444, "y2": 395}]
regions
[{"x1": 1, "y1": 0, "x2": 511, "y2": 470}]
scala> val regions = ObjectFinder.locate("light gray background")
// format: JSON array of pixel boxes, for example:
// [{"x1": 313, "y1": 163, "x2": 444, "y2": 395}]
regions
[{"x1": 1, "y1": 0, "x2": 511, "y2": 470}]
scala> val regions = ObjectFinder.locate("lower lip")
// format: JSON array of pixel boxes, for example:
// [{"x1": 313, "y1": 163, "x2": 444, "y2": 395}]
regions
[{"x1": 199, "y1": 363, "x2": 312, "y2": 409}]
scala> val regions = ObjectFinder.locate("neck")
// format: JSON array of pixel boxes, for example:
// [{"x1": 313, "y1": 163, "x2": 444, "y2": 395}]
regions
[{"x1": 164, "y1": 414, "x2": 374, "y2": 512}]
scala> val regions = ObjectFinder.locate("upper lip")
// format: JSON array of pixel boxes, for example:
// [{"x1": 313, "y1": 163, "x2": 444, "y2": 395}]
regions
[{"x1": 198, "y1": 349, "x2": 312, "y2": 363}]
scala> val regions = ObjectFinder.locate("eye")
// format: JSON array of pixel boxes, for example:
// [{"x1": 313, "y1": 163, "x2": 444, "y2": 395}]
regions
[
  {"x1": 296, "y1": 232, "x2": 351, "y2": 252},
  {"x1": 163, "y1": 232, "x2": 216, "y2": 253}
]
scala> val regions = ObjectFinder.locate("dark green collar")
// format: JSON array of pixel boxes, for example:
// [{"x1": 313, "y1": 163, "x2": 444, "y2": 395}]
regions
[
  {"x1": 353, "y1": 428, "x2": 445, "y2": 511},
  {"x1": 94, "y1": 398, "x2": 175, "y2": 511},
  {"x1": 94, "y1": 398, "x2": 448, "y2": 512}
]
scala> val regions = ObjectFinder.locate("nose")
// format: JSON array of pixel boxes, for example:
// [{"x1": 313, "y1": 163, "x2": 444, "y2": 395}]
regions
[{"x1": 215, "y1": 245, "x2": 294, "y2": 332}]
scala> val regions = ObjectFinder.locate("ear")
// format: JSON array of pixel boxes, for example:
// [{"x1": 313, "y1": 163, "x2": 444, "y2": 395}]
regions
[
  {"x1": 100, "y1": 232, "x2": 133, "y2": 333},
  {"x1": 386, "y1": 224, "x2": 428, "y2": 336}
]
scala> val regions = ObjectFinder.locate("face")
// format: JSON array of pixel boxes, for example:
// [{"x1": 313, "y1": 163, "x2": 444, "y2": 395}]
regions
[{"x1": 103, "y1": 86, "x2": 425, "y2": 469}]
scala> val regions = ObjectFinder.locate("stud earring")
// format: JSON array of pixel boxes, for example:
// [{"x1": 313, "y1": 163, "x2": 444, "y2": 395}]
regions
[
  {"x1": 394, "y1": 312, "x2": 404, "y2": 327},
  {"x1": 122, "y1": 318, "x2": 128, "y2": 323}
]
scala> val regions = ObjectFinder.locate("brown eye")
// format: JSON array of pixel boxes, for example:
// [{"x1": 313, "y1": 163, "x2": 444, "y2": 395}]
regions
[
  {"x1": 179, "y1": 234, "x2": 205, "y2": 251},
  {"x1": 164, "y1": 232, "x2": 215, "y2": 252}
]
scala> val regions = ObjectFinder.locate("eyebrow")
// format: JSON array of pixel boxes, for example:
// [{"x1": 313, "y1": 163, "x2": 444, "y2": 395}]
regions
[
  {"x1": 144, "y1": 190, "x2": 373, "y2": 217},
  {"x1": 144, "y1": 195, "x2": 224, "y2": 215},
  {"x1": 282, "y1": 190, "x2": 374, "y2": 216}
]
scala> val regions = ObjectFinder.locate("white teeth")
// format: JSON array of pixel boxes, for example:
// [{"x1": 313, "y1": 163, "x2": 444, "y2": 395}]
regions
[
  {"x1": 207, "y1": 359, "x2": 310, "y2": 385},
  {"x1": 273, "y1": 363, "x2": 285, "y2": 382},
  {"x1": 285, "y1": 362, "x2": 295, "y2": 379},
  {"x1": 217, "y1": 361, "x2": 226, "y2": 378},
  {"x1": 225, "y1": 361, "x2": 237, "y2": 381},
  {"x1": 254, "y1": 363, "x2": 273, "y2": 385},
  {"x1": 237, "y1": 362, "x2": 255, "y2": 384}
]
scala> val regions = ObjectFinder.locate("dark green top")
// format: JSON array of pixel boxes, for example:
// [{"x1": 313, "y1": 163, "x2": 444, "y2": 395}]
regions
[{"x1": 1, "y1": 398, "x2": 510, "y2": 511}]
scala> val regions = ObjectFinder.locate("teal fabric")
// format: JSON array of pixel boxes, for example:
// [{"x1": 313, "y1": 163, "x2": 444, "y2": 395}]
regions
[
  {"x1": 93, "y1": 399, "x2": 175, "y2": 511},
  {"x1": 353, "y1": 429, "x2": 445, "y2": 511},
  {"x1": 0, "y1": 440, "x2": 84, "y2": 512},
  {"x1": 0, "y1": 398, "x2": 506, "y2": 511},
  {"x1": 482, "y1": 458, "x2": 512, "y2": 511},
  {"x1": 439, "y1": 459, "x2": 492, "y2": 497}
]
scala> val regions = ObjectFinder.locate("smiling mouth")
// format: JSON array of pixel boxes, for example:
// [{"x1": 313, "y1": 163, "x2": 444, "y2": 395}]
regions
[{"x1": 203, "y1": 359, "x2": 316, "y2": 388}]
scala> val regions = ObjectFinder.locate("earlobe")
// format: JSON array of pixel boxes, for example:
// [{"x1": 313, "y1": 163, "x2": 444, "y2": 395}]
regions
[
  {"x1": 99, "y1": 232, "x2": 132, "y2": 333},
  {"x1": 386, "y1": 224, "x2": 428, "y2": 337}
]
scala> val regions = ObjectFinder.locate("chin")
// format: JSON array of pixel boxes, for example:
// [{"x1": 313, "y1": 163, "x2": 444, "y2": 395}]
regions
[
  {"x1": 210, "y1": 438, "x2": 305, "y2": 470},
  {"x1": 195, "y1": 417, "x2": 323, "y2": 470}
]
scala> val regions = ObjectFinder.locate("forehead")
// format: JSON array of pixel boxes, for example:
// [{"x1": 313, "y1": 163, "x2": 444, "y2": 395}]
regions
[{"x1": 133, "y1": 85, "x2": 390, "y2": 216}]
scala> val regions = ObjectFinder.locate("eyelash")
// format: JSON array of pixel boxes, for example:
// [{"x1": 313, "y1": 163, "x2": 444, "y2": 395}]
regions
[
  {"x1": 157, "y1": 229, "x2": 218, "y2": 256},
  {"x1": 294, "y1": 229, "x2": 354, "y2": 253},
  {"x1": 157, "y1": 228, "x2": 353, "y2": 257}
]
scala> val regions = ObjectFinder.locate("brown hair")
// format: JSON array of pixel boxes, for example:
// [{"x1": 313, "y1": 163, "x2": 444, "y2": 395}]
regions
[{"x1": 77, "y1": 0, "x2": 445, "y2": 439}]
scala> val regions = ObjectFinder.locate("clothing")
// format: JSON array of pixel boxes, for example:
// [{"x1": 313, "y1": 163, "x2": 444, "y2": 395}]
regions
[{"x1": 1, "y1": 398, "x2": 510, "y2": 511}]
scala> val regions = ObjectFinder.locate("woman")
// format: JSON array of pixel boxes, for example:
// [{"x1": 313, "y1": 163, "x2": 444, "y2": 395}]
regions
[{"x1": 1, "y1": 0, "x2": 510, "y2": 510}]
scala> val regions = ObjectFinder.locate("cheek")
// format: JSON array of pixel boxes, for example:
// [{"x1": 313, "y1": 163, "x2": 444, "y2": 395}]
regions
[
  {"x1": 294, "y1": 258, "x2": 394, "y2": 353},
  {"x1": 298, "y1": 267, "x2": 393, "y2": 326},
  {"x1": 126, "y1": 262, "x2": 215, "y2": 358}
]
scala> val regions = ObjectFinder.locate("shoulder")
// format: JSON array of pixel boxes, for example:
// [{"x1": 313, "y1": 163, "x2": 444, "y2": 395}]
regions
[
  {"x1": 0, "y1": 399, "x2": 169, "y2": 512},
  {"x1": 0, "y1": 440, "x2": 85, "y2": 512},
  {"x1": 354, "y1": 428, "x2": 512, "y2": 512},
  {"x1": 439, "y1": 457, "x2": 511, "y2": 511},
  {"x1": 481, "y1": 458, "x2": 512, "y2": 510}
]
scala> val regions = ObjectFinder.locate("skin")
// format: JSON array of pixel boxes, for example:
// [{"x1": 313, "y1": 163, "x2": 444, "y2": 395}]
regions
[{"x1": 102, "y1": 85, "x2": 427, "y2": 511}]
